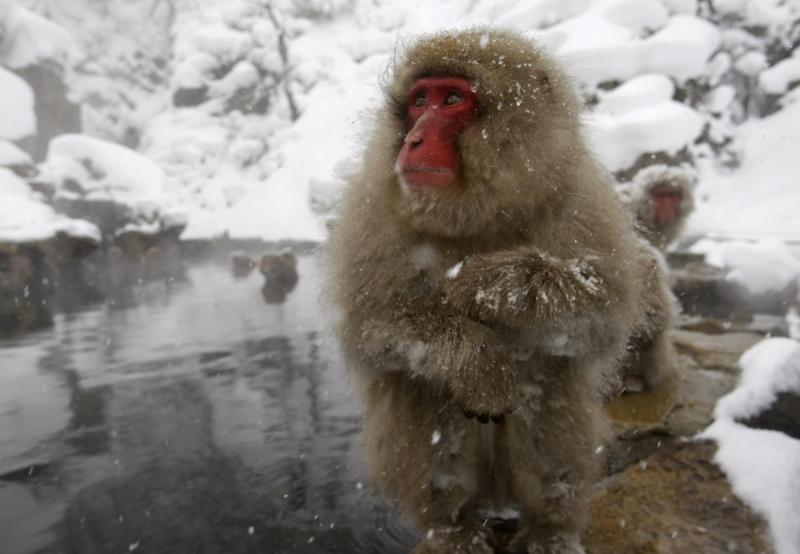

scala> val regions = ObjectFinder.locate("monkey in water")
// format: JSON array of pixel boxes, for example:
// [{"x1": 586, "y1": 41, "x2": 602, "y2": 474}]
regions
[{"x1": 327, "y1": 29, "x2": 668, "y2": 553}]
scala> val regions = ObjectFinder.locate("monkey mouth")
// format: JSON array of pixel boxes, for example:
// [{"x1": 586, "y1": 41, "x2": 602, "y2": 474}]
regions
[{"x1": 400, "y1": 166, "x2": 456, "y2": 190}]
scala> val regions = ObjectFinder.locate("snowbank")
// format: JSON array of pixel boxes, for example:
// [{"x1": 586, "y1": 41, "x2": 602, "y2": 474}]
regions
[
  {"x1": 538, "y1": 3, "x2": 720, "y2": 84},
  {"x1": 701, "y1": 338, "x2": 800, "y2": 554},
  {"x1": 0, "y1": 168, "x2": 100, "y2": 243},
  {"x1": 0, "y1": 67, "x2": 35, "y2": 141},
  {"x1": 687, "y1": 99, "x2": 800, "y2": 240},
  {"x1": 760, "y1": 54, "x2": 800, "y2": 95},
  {"x1": 588, "y1": 74, "x2": 704, "y2": 171},
  {"x1": 690, "y1": 238, "x2": 800, "y2": 297},
  {"x1": 0, "y1": 2, "x2": 74, "y2": 69},
  {"x1": 42, "y1": 134, "x2": 184, "y2": 231},
  {"x1": 0, "y1": 139, "x2": 32, "y2": 167}
]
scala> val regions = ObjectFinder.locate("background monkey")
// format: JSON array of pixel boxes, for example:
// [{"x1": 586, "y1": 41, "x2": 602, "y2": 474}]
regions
[
  {"x1": 327, "y1": 29, "x2": 670, "y2": 553},
  {"x1": 621, "y1": 164, "x2": 696, "y2": 251}
]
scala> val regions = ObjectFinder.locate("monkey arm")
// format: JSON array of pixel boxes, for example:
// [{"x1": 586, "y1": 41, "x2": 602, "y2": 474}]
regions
[
  {"x1": 442, "y1": 247, "x2": 634, "y2": 360},
  {"x1": 353, "y1": 308, "x2": 519, "y2": 418},
  {"x1": 444, "y1": 248, "x2": 606, "y2": 322}
]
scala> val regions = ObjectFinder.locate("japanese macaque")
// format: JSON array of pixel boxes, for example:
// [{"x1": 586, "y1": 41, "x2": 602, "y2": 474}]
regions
[
  {"x1": 259, "y1": 251, "x2": 298, "y2": 304},
  {"x1": 618, "y1": 239, "x2": 678, "y2": 393},
  {"x1": 624, "y1": 165, "x2": 696, "y2": 251},
  {"x1": 327, "y1": 29, "x2": 671, "y2": 553}
]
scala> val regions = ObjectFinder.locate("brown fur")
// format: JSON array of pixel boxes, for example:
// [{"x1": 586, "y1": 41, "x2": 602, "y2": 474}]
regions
[
  {"x1": 624, "y1": 164, "x2": 696, "y2": 250},
  {"x1": 326, "y1": 29, "x2": 669, "y2": 553}
]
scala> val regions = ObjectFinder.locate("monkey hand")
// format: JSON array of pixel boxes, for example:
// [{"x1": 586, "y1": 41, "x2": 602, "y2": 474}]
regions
[
  {"x1": 443, "y1": 249, "x2": 604, "y2": 327},
  {"x1": 449, "y1": 337, "x2": 519, "y2": 424}
]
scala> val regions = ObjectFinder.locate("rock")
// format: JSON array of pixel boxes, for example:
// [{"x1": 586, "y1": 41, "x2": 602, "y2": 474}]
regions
[
  {"x1": 0, "y1": 243, "x2": 52, "y2": 334},
  {"x1": 738, "y1": 392, "x2": 800, "y2": 440},
  {"x1": 12, "y1": 65, "x2": 81, "y2": 161},
  {"x1": 39, "y1": 134, "x2": 185, "y2": 243},
  {"x1": 678, "y1": 314, "x2": 789, "y2": 337},
  {"x1": 259, "y1": 251, "x2": 298, "y2": 304},
  {"x1": 679, "y1": 240, "x2": 800, "y2": 316},
  {"x1": 671, "y1": 329, "x2": 762, "y2": 371},
  {"x1": 173, "y1": 85, "x2": 209, "y2": 107},
  {"x1": 666, "y1": 367, "x2": 738, "y2": 436},
  {"x1": 670, "y1": 260, "x2": 752, "y2": 317},
  {"x1": 230, "y1": 250, "x2": 256, "y2": 277},
  {"x1": 585, "y1": 441, "x2": 774, "y2": 554}
]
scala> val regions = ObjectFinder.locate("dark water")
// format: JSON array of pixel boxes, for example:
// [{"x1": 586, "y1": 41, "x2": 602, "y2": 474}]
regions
[{"x1": 0, "y1": 256, "x2": 417, "y2": 554}]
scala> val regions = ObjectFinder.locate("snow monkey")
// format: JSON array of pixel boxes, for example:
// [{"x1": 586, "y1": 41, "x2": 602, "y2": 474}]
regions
[
  {"x1": 327, "y1": 29, "x2": 673, "y2": 553},
  {"x1": 624, "y1": 164, "x2": 696, "y2": 251}
]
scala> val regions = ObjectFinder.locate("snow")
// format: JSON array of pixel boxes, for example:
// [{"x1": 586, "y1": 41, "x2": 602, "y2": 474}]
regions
[
  {"x1": 734, "y1": 51, "x2": 767, "y2": 77},
  {"x1": 0, "y1": 67, "x2": 36, "y2": 141},
  {"x1": 687, "y1": 99, "x2": 800, "y2": 240},
  {"x1": 0, "y1": 139, "x2": 32, "y2": 167},
  {"x1": 760, "y1": 55, "x2": 800, "y2": 95},
  {"x1": 447, "y1": 262, "x2": 464, "y2": 279},
  {"x1": 588, "y1": 74, "x2": 706, "y2": 171},
  {"x1": 0, "y1": 2, "x2": 74, "y2": 68},
  {"x1": 42, "y1": 134, "x2": 183, "y2": 228},
  {"x1": 538, "y1": 10, "x2": 720, "y2": 84},
  {"x1": 716, "y1": 338, "x2": 800, "y2": 420},
  {"x1": 701, "y1": 338, "x2": 800, "y2": 554},
  {"x1": 595, "y1": 74, "x2": 675, "y2": 116},
  {"x1": 690, "y1": 238, "x2": 800, "y2": 296},
  {"x1": 589, "y1": 98, "x2": 704, "y2": 172},
  {"x1": 0, "y1": 168, "x2": 100, "y2": 243},
  {"x1": 643, "y1": 15, "x2": 721, "y2": 81}
]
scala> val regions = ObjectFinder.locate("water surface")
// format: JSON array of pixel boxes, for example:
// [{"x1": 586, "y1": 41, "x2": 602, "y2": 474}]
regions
[{"x1": 0, "y1": 256, "x2": 417, "y2": 553}]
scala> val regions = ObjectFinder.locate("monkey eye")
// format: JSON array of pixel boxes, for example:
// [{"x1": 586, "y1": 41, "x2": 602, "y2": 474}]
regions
[
  {"x1": 445, "y1": 92, "x2": 463, "y2": 105},
  {"x1": 413, "y1": 93, "x2": 427, "y2": 107}
]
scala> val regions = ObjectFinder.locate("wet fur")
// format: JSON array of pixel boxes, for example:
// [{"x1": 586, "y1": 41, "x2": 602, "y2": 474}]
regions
[{"x1": 326, "y1": 29, "x2": 671, "y2": 553}]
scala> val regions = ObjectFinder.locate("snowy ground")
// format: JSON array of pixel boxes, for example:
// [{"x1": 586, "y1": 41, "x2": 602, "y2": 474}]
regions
[
  {"x1": 2, "y1": 0, "x2": 800, "y2": 552},
  {"x1": 701, "y1": 338, "x2": 800, "y2": 554}
]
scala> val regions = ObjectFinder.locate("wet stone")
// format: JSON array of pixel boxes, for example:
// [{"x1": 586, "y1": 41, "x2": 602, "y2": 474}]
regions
[
  {"x1": 585, "y1": 441, "x2": 774, "y2": 554},
  {"x1": 671, "y1": 329, "x2": 763, "y2": 372},
  {"x1": 666, "y1": 367, "x2": 738, "y2": 437},
  {"x1": 679, "y1": 314, "x2": 789, "y2": 337}
]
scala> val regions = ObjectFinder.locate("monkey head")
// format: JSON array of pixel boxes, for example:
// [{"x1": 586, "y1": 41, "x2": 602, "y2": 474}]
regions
[
  {"x1": 370, "y1": 30, "x2": 586, "y2": 239},
  {"x1": 629, "y1": 164, "x2": 696, "y2": 248}
]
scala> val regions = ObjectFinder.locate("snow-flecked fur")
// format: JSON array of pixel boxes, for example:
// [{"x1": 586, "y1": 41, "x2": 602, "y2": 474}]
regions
[
  {"x1": 326, "y1": 28, "x2": 670, "y2": 553},
  {"x1": 626, "y1": 164, "x2": 696, "y2": 250}
]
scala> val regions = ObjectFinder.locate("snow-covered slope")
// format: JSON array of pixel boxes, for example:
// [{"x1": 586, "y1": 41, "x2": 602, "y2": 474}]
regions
[{"x1": 3, "y1": 0, "x2": 800, "y2": 248}]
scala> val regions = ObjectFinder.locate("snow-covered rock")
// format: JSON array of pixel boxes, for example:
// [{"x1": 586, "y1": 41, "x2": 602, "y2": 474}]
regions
[
  {"x1": 760, "y1": 55, "x2": 800, "y2": 96},
  {"x1": 690, "y1": 238, "x2": 800, "y2": 298},
  {"x1": 0, "y1": 168, "x2": 99, "y2": 244},
  {"x1": 0, "y1": 139, "x2": 32, "y2": 168},
  {"x1": 539, "y1": 8, "x2": 720, "y2": 84},
  {"x1": 40, "y1": 134, "x2": 185, "y2": 237},
  {"x1": 702, "y1": 338, "x2": 800, "y2": 554},
  {"x1": 589, "y1": 74, "x2": 704, "y2": 171},
  {"x1": 0, "y1": 2, "x2": 74, "y2": 69}
]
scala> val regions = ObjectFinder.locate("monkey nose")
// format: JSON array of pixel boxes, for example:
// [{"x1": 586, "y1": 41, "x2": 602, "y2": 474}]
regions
[{"x1": 405, "y1": 132, "x2": 423, "y2": 147}]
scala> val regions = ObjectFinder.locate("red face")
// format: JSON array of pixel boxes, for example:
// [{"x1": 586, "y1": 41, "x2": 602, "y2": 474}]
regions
[
  {"x1": 397, "y1": 77, "x2": 478, "y2": 190},
  {"x1": 652, "y1": 187, "x2": 682, "y2": 226}
]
